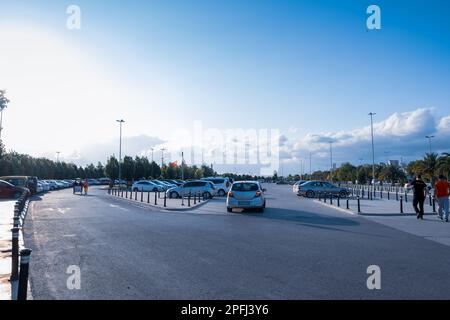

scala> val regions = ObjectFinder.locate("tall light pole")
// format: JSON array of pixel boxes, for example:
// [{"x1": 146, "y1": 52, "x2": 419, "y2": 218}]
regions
[
  {"x1": 309, "y1": 152, "x2": 312, "y2": 179},
  {"x1": 425, "y1": 135, "x2": 435, "y2": 154},
  {"x1": 150, "y1": 147, "x2": 154, "y2": 178},
  {"x1": 181, "y1": 151, "x2": 185, "y2": 180},
  {"x1": 329, "y1": 141, "x2": 333, "y2": 181},
  {"x1": 116, "y1": 119, "x2": 125, "y2": 186},
  {"x1": 160, "y1": 148, "x2": 166, "y2": 167},
  {"x1": 56, "y1": 151, "x2": 61, "y2": 162},
  {"x1": 369, "y1": 112, "x2": 376, "y2": 184}
]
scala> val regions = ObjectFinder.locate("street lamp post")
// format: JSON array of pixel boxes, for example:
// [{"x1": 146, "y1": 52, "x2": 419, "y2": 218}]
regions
[
  {"x1": 181, "y1": 151, "x2": 185, "y2": 181},
  {"x1": 160, "y1": 148, "x2": 166, "y2": 168},
  {"x1": 329, "y1": 142, "x2": 333, "y2": 181},
  {"x1": 56, "y1": 151, "x2": 61, "y2": 163},
  {"x1": 150, "y1": 147, "x2": 154, "y2": 178},
  {"x1": 369, "y1": 112, "x2": 376, "y2": 185},
  {"x1": 116, "y1": 119, "x2": 125, "y2": 187},
  {"x1": 425, "y1": 135, "x2": 435, "y2": 154}
]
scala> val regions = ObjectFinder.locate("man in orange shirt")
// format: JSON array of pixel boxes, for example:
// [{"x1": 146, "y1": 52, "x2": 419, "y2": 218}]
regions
[{"x1": 435, "y1": 175, "x2": 450, "y2": 222}]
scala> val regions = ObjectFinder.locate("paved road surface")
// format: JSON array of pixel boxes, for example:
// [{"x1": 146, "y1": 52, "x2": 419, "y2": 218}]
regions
[{"x1": 24, "y1": 185, "x2": 450, "y2": 299}]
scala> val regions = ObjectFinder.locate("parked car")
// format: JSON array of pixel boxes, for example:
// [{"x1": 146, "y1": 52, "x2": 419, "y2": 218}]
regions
[
  {"x1": 0, "y1": 180, "x2": 30, "y2": 199},
  {"x1": 226, "y1": 181, "x2": 266, "y2": 213},
  {"x1": 0, "y1": 176, "x2": 38, "y2": 194},
  {"x1": 201, "y1": 177, "x2": 232, "y2": 196},
  {"x1": 98, "y1": 178, "x2": 111, "y2": 185},
  {"x1": 297, "y1": 180, "x2": 349, "y2": 198},
  {"x1": 161, "y1": 179, "x2": 183, "y2": 186},
  {"x1": 132, "y1": 180, "x2": 165, "y2": 192},
  {"x1": 39, "y1": 180, "x2": 51, "y2": 192},
  {"x1": 166, "y1": 180, "x2": 216, "y2": 199},
  {"x1": 292, "y1": 180, "x2": 307, "y2": 193}
]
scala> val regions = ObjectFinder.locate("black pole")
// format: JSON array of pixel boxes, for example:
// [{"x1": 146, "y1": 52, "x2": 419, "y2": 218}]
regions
[
  {"x1": 346, "y1": 198, "x2": 349, "y2": 210},
  {"x1": 429, "y1": 194, "x2": 432, "y2": 206},
  {"x1": 148, "y1": 192, "x2": 150, "y2": 203},
  {"x1": 432, "y1": 196, "x2": 436, "y2": 213},
  {"x1": 188, "y1": 192, "x2": 191, "y2": 207},
  {"x1": 154, "y1": 191, "x2": 157, "y2": 205},
  {"x1": 400, "y1": 196, "x2": 403, "y2": 213},
  {"x1": 387, "y1": 191, "x2": 390, "y2": 200},
  {"x1": 164, "y1": 191, "x2": 167, "y2": 207},
  {"x1": 194, "y1": 192, "x2": 197, "y2": 205},
  {"x1": 396, "y1": 191, "x2": 399, "y2": 201},
  {"x1": 404, "y1": 192, "x2": 408, "y2": 203},
  {"x1": 10, "y1": 227, "x2": 20, "y2": 281},
  {"x1": 18, "y1": 248, "x2": 32, "y2": 300},
  {"x1": 330, "y1": 193, "x2": 333, "y2": 205},
  {"x1": 357, "y1": 196, "x2": 361, "y2": 213},
  {"x1": 337, "y1": 195, "x2": 340, "y2": 207},
  {"x1": 141, "y1": 190, "x2": 143, "y2": 202}
]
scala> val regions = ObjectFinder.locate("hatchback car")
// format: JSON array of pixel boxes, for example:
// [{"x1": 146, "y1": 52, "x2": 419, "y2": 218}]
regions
[
  {"x1": 132, "y1": 180, "x2": 165, "y2": 192},
  {"x1": 292, "y1": 180, "x2": 307, "y2": 193},
  {"x1": 166, "y1": 180, "x2": 216, "y2": 199},
  {"x1": 298, "y1": 180, "x2": 349, "y2": 198},
  {"x1": 226, "y1": 181, "x2": 266, "y2": 213},
  {"x1": 201, "y1": 177, "x2": 232, "y2": 196}
]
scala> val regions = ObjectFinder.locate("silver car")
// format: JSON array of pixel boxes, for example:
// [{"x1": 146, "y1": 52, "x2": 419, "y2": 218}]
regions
[
  {"x1": 226, "y1": 181, "x2": 266, "y2": 213},
  {"x1": 298, "y1": 180, "x2": 349, "y2": 198},
  {"x1": 166, "y1": 180, "x2": 216, "y2": 199}
]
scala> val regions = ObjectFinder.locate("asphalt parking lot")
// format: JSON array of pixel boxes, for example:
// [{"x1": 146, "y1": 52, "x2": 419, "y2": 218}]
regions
[{"x1": 22, "y1": 184, "x2": 450, "y2": 299}]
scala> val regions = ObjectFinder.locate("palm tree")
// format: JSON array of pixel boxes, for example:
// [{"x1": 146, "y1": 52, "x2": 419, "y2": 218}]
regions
[
  {"x1": 0, "y1": 89, "x2": 10, "y2": 141},
  {"x1": 437, "y1": 153, "x2": 450, "y2": 178},
  {"x1": 423, "y1": 152, "x2": 438, "y2": 183}
]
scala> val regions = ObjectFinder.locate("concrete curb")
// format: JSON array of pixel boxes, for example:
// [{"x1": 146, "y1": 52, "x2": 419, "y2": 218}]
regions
[{"x1": 107, "y1": 193, "x2": 211, "y2": 212}]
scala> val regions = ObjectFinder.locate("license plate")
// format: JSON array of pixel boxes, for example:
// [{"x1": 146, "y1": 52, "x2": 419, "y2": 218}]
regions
[{"x1": 238, "y1": 201, "x2": 251, "y2": 206}]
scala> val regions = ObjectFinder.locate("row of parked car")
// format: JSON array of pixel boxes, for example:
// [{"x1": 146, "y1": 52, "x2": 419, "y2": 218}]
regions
[
  {"x1": 292, "y1": 180, "x2": 350, "y2": 198},
  {"x1": 131, "y1": 177, "x2": 233, "y2": 199},
  {"x1": 0, "y1": 175, "x2": 112, "y2": 199}
]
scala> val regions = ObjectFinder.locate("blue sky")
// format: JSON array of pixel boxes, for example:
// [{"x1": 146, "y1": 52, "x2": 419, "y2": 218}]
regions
[{"x1": 0, "y1": 0, "x2": 449, "y2": 174}]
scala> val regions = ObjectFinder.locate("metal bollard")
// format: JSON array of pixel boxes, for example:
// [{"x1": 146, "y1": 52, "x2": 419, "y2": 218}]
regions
[
  {"x1": 318, "y1": 193, "x2": 321, "y2": 201},
  {"x1": 134, "y1": 190, "x2": 137, "y2": 201},
  {"x1": 158, "y1": 191, "x2": 161, "y2": 199},
  {"x1": 337, "y1": 196, "x2": 340, "y2": 207},
  {"x1": 154, "y1": 191, "x2": 157, "y2": 205},
  {"x1": 194, "y1": 192, "x2": 197, "y2": 205},
  {"x1": 198, "y1": 192, "x2": 202, "y2": 203},
  {"x1": 324, "y1": 194, "x2": 327, "y2": 203},
  {"x1": 164, "y1": 191, "x2": 167, "y2": 207},
  {"x1": 181, "y1": 194, "x2": 185, "y2": 206},
  {"x1": 429, "y1": 194, "x2": 432, "y2": 206},
  {"x1": 10, "y1": 227, "x2": 20, "y2": 281},
  {"x1": 121, "y1": 189, "x2": 124, "y2": 197},
  {"x1": 18, "y1": 248, "x2": 32, "y2": 300},
  {"x1": 400, "y1": 196, "x2": 404, "y2": 213},
  {"x1": 125, "y1": 189, "x2": 128, "y2": 198},
  {"x1": 387, "y1": 191, "x2": 390, "y2": 200},
  {"x1": 396, "y1": 191, "x2": 399, "y2": 201},
  {"x1": 404, "y1": 192, "x2": 408, "y2": 203},
  {"x1": 330, "y1": 194, "x2": 333, "y2": 205},
  {"x1": 141, "y1": 190, "x2": 143, "y2": 202},
  {"x1": 362, "y1": 189, "x2": 365, "y2": 198},
  {"x1": 346, "y1": 198, "x2": 349, "y2": 210},
  {"x1": 380, "y1": 190, "x2": 383, "y2": 199},
  {"x1": 357, "y1": 197, "x2": 361, "y2": 213},
  {"x1": 432, "y1": 197, "x2": 436, "y2": 213},
  {"x1": 148, "y1": 192, "x2": 150, "y2": 203},
  {"x1": 188, "y1": 192, "x2": 191, "y2": 207}
]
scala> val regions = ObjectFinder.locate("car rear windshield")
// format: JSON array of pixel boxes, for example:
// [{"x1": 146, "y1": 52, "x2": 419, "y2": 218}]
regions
[
  {"x1": 231, "y1": 183, "x2": 259, "y2": 191},
  {"x1": 209, "y1": 179, "x2": 225, "y2": 184}
]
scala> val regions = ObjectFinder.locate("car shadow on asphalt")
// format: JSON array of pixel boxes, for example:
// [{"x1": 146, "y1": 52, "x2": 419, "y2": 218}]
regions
[{"x1": 240, "y1": 207, "x2": 390, "y2": 238}]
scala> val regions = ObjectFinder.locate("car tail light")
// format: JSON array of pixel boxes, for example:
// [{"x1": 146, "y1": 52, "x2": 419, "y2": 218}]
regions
[
  {"x1": 226, "y1": 181, "x2": 230, "y2": 188},
  {"x1": 255, "y1": 191, "x2": 262, "y2": 197},
  {"x1": 228, "y1": 191, "x2": 234, "y2": 198}
]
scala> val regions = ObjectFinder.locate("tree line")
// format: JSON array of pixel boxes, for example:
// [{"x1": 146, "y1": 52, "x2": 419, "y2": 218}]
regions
[{"x1": 0, "y1": 142, "x2": 217, "y2": 181}]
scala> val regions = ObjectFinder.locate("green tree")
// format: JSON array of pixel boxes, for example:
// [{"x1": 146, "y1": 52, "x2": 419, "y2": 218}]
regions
[
  {"x1": 105, "y1": 156, "x2": 119, "y2": 181},
  {"x1": 437, "y1": 153, "x2": 450, "y2": 178}
]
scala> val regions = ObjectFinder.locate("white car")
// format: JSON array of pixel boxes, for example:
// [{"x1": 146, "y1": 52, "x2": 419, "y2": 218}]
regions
[
  {"x1": 166, "y1": 180, "x2": 216, "y2": 199},
  {"x1": 292, "y1": 180, "x2": 307, "y2": 193},
  {"x1": 39, "y1": 180, "x2": 51, "y2": 192},
  {"x1": 132, "y1": 180, "x2": 165, "y2": 192},
  {"x1": 201, "y1": 177, "x2": 232, "y2": 196},
  {"x1": 226, "y1": 181, "x2": 266, "y2": 213}
]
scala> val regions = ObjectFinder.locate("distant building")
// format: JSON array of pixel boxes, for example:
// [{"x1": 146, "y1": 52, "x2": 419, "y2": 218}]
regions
[{"x1": 388, "y1": 160, "x2": 399, "y2": 167}]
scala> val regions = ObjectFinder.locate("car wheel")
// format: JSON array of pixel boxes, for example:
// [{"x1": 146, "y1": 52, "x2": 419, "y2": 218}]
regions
[
  {"x1": 306, "y1": 190, "x2": 315, "y2": 198},
  {"x1": 203, "y1": 192, "x2": 211, "y2": 199},
  {"x1": 339, "y1": 191, "x2": 347, "y2": 198},
  {"x1": 218, "y1": 189, "x2": 226, "y2": 197},
  {"x1": 170, "y1": 191, "x2": 179, "y2": 199},
  {"x1": 227, "y1": 207, "x2": 233, "y2": 213}
]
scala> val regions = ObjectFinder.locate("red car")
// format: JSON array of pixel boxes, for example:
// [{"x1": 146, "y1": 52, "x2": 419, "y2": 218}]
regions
[{"x1": 0, "y1": 179, "x2": 29, "y2": 199}]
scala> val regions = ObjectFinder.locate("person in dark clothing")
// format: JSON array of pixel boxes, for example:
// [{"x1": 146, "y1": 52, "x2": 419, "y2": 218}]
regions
[{"x1": 410, "y1": 175, "x2": 427, "y2": 220}]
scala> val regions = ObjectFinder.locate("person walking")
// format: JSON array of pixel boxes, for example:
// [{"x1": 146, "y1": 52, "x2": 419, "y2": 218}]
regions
[
  {"x1": 83, "y1": 178, "x2": 89, "y2": 195},
  {"x1": 411, "y1": 175, "x2": 427, "y2": 220},
  {"x1": 435, "y1": 175, "x2": 450, "y2": 222}
]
